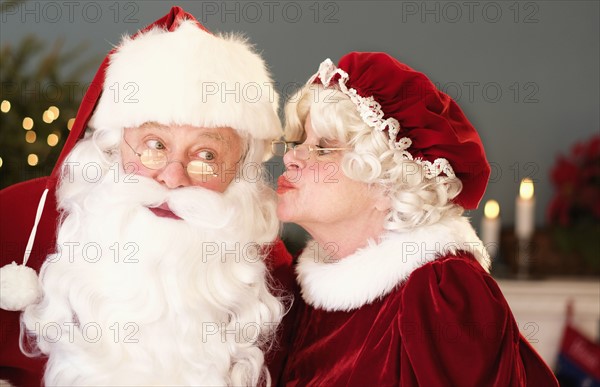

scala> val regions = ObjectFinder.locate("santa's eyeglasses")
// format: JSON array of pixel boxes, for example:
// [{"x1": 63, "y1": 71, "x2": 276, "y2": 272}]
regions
[
  {"x1": 271, "y1": 140, "x2": 350, "y2": 160},
  {"x1": 123, "y1": 138, "x2": 218, "y2": 179}
]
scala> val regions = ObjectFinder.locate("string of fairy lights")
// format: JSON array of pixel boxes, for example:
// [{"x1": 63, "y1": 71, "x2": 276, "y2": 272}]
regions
[{"x1": 0, "y1": 99, "x2": 75, "y2": 169}]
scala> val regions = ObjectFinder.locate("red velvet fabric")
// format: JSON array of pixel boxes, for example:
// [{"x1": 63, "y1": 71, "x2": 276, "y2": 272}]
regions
[
  {"x1": 279, "y1": 253, "x2": 558, "y2": 386},
  {"x1": 0, "y1": 178, "x2": 57, "y2": 386},
  {"x1": 265, "y1": 243, "x2": 301, "y2": 386}
]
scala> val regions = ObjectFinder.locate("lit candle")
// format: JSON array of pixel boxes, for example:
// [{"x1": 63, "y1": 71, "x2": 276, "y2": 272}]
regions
[
  {"x1": 481, "y1": 200, "x2": 501, "y2": 259},
  {"x1": 515, "y1": 178, "x2": 535, "y2": 240}
]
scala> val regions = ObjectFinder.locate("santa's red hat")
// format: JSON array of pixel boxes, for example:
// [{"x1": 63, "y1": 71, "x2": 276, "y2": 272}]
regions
[
  {"x1": 0, "y1": 6, "x2": 281, "y2": 311},
  {"x1": 309, "y1": 52, "x2": 490, "y2": 210},
  {"x1": 88, "y1": 18, "x2": 281, "y2": 143}
]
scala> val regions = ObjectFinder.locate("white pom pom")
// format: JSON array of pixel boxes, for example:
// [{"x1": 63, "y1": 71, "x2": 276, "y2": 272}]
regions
[{"x1": 0, "y1": 261, "x2": 41, "y2": 311}]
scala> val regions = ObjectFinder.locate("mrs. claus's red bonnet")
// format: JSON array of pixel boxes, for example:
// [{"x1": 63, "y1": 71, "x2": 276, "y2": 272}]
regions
[{"x1": 310, "y1": 52, "x2": 490, "y2": 210}]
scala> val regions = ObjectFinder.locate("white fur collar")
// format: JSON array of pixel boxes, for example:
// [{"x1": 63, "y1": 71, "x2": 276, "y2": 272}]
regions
[{"x1": 296, "y1": 216, "x2": 490, "y2": 312}]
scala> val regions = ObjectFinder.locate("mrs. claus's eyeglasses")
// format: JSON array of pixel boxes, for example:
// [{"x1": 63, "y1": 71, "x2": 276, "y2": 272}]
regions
[{"x1": 271, "y1": 140, "x2": 350, "y2": 160}]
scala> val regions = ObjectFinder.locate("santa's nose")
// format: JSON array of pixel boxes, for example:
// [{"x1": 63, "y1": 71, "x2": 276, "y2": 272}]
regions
[{"x1": 155, "y1": 162, "x2": 191, "y2": 189}]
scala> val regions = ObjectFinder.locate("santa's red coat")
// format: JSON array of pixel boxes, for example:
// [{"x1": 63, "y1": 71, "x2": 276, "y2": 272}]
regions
[{"x1": 1, "y1": 178, "x2": 56, "y2": 385}]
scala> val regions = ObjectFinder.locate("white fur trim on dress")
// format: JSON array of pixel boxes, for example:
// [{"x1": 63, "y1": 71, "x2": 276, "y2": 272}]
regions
[
  {"x1": 88, "y1": 20, "x2": 281, "y2": 140},
  {"x1": 296, "y1": 216, "x2": 490, "y2": 312}
]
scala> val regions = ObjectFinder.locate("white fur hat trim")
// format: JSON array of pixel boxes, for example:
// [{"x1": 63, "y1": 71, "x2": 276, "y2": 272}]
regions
[{"x1": 88, "y1": 21, "x2": 282, "y2": 140}]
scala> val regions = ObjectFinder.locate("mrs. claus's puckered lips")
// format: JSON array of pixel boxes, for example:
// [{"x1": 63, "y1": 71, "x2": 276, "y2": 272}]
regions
[{"x1": 276, "y1": 175, "x2": 296, "y2": 194}]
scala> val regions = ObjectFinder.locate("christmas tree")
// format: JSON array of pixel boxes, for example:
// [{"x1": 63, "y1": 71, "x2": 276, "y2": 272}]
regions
[{"x1": 0, "y1": 0, "x2": 99, "y2": 189}]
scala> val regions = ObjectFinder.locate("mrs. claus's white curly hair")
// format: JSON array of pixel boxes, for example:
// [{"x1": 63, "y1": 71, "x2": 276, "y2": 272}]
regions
[{"x1": 284, "y1": 83, "x2": 465, "y2": 231}]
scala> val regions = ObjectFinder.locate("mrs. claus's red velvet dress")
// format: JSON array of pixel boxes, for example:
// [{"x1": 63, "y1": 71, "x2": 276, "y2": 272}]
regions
[{"x1": 278, "y1": 216, "x2": 558, "y2": 386}]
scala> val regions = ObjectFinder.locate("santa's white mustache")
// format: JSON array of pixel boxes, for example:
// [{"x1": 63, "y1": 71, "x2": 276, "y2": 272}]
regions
[{"x1": 84, "y1": 172, "x2": 235, "y2": 229}]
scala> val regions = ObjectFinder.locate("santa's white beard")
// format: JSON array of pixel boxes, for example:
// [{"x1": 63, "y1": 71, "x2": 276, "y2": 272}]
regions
[{"x1": 21, "y1": 161, "x2": 283, "y2": 386}]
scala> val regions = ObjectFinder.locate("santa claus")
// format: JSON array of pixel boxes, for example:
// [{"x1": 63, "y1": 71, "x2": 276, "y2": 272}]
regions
[{"x1": 0, "y1": 7, "x2": 292, "y2": 386}]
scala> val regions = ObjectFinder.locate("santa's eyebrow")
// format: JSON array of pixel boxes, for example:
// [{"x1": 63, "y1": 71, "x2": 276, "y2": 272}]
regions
[
  {"x1": 137, "y1": 121, "x2": 170, "y2": 131},
  {"x1": 136, "y1": 123, "x2": 230, "y2": 143},
  {"x1": 197, "y1": 132, "x2": 226, "y2": 142}
]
